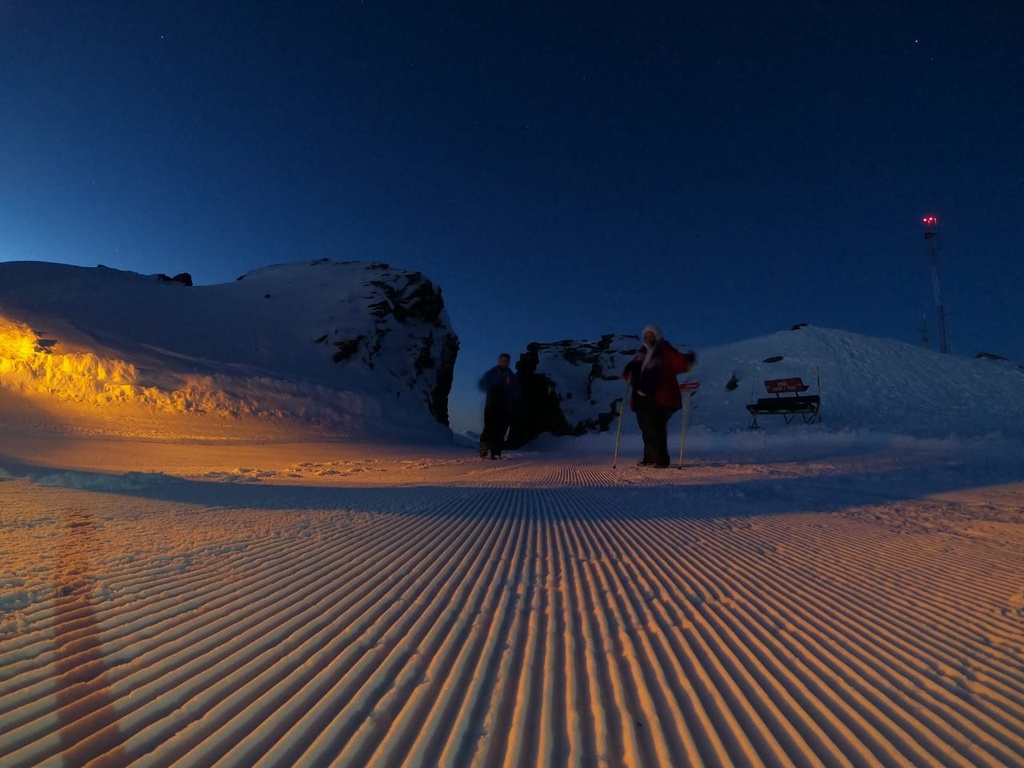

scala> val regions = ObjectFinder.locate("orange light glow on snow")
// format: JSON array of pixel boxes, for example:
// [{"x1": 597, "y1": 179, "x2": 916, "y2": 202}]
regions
[{"x1": 0, "y1": 316, "x2": 140, "y2": 408}]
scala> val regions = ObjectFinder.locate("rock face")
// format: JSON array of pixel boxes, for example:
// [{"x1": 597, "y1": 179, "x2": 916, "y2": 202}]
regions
[
  {"x1": 292, "y1": 260, "x2": 459, "y2": 426},
  {"x1": 0, "y1": 259, "x2": 459, "y2": 436},
  {"x1": 156, "y1": 272, "x2": 194, "y2": 286},
  {"x1": 507, "y1": 334, "x2": 642, "y2": 447}
]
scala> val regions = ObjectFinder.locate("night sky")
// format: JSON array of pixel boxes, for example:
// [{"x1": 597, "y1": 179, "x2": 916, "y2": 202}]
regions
[{"x1": 2, "y1": 1, "x2": 1021, "y2": 432}]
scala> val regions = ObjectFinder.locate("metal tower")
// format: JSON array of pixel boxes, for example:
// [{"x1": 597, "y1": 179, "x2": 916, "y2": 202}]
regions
[{"x1": 921, "y1": 215, "x2": 949, "y2": 353}]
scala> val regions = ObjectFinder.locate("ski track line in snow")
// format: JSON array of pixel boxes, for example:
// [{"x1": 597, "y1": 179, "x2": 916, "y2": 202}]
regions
[{"x1": 1, "y1": 462, "x2": 1024, "y2": 767}]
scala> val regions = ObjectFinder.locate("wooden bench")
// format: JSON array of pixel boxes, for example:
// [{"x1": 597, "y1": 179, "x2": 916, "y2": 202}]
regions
[{"x1": 746, "y1": 377, "x2": 820, "y2": 427}]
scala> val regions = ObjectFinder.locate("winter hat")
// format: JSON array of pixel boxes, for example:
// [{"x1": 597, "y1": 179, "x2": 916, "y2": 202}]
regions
[{"x1": 642, "y1": 324, "x2": 663, "y2": 344}]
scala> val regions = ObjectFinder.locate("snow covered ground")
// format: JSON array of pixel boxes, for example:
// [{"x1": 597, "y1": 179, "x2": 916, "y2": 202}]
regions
[
  {"x1": 1, "y1": 262, "x2": 1024, "y2": 766},
  {"x1": 2, "y1": 422, "x2": 1023, "y2": 767}
]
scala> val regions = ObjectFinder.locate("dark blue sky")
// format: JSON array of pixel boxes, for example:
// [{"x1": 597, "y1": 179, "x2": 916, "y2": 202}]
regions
[{"x1": 2, "y1": 1, "x2": 1021, "y2": 431}]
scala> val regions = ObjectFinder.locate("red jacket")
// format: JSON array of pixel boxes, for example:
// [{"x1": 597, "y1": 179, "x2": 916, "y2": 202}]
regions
[{"x1": 622, "y1": 340, "x2": 695, "y2": 411}]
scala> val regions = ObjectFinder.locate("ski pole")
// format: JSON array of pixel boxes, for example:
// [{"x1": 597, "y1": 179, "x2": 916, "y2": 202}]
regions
[
  {"x1": 677, "y1": 381, "x2": 701, "y2": 468},
  {"x1": 677, "y1": 393, "x2": 691, "y2": 468},
  {"x1": 612, "y1": 379, "x2": 630, "y2": 468},
  {"x1": 815, "y1": 365, "x2": 822, "y2": 427}
]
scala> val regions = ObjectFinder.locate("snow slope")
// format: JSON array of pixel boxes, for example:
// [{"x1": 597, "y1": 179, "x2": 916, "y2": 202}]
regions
[
  {"x1": 1, "y1": 260, "x2": 1023, "y2": 767},
  {"x1": 0, "y1": 260, "x2": 458, "y2": 442}
]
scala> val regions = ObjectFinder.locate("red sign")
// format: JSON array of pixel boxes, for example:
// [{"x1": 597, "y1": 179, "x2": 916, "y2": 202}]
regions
[
  {"x1": 764, "y1": 377, "x2": 808, "y2": 394},
  {"x1": 679, "y1": 381, "x2": 701, "y2": 391}
]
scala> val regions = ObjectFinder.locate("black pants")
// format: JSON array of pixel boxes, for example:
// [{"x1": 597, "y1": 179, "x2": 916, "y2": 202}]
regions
[
  {"x1": 480, "y1": 405, "x2": 511, "y2": 458},
  {"x1": 634, "y1": 396, "x2": 673, "y2": 466}
]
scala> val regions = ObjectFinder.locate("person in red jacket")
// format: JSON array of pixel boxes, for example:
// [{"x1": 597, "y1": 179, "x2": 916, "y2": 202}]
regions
[{"x1": 622, "y1": 324, "x2": 696, "y2": 467}]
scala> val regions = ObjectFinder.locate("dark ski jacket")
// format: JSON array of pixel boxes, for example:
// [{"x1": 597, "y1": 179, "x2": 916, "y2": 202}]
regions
[{"x1": 478, "y1": 365, "x2": 521, "y2": 410}]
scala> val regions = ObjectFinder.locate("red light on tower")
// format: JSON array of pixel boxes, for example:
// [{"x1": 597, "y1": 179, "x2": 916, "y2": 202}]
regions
[{"x1": 920, "y1": 214, "x2": 948, "y2": 353}]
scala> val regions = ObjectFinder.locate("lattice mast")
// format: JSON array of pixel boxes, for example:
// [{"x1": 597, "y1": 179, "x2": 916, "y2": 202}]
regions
[{"x1": 921, "y1": 215, "x2": 949, "y2": 353}]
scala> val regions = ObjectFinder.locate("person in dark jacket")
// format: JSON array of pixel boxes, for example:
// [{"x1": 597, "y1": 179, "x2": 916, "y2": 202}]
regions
[
  {"x1": 622, "y1": 324, "x2": 696, "y2": 467},
  {"x1": 478, "y1": 353, "x2": 521, "y2": 459}
]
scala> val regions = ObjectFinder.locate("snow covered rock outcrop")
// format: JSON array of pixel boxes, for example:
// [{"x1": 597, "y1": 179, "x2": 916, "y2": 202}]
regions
[
  {"x1": 0, "y1": 259, "x2": 458, "y2": 439},
  {"x1": 508, "y1": 334, "x2": 642, "y2": 447}
]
